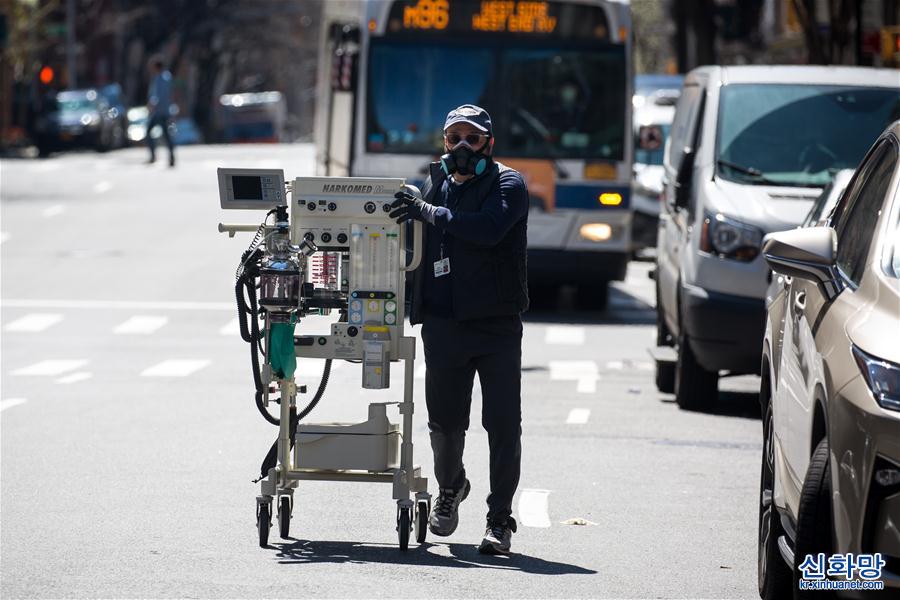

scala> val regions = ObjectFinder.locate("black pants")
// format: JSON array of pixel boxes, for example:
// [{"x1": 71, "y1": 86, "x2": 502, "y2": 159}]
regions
[
  {"x1": 147, "y1": 113, "x2": 174, "y2": 164},
  {"x1": 421, "y1": 314, "x2": 522, "y2": 525}
]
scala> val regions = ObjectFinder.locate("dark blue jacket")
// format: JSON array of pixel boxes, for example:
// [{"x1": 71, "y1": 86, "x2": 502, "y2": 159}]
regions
[{"x1": 409, "y1": 161, "x2": 530, "y2": 324}]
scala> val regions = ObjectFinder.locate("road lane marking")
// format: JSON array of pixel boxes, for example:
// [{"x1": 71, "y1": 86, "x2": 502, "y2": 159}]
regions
[
  {"x1": 4, "y1": 313, "x2": 64, "y2": 332},
  {"x1": 549, "y1": 360, "x2": 599, "y2": 394},
  {"x1": 92, "y1": 180, "x2": 113, "y2": 194},
  {"x1": 566, "y1": 408, "x2": 591, "y2": 424},
  {"x1": 13, "y1": 360, "x2": 88, "y2": 376},
  {"x1": 219, "y1": 318, "x2": 240, "y2": 336},
  {"x1": 545, "y1": 326, "x2": 585, "y2": 345},
  {"x1": 605, "y1": 360, "x2": 624, "y2": 370},
  {"x1": 1, "y1": 299, "x2": 234, "y2": 311},
  {"x1": 41, "y1": 204, "x2": 65, "y2": 218},
  {"x1": 113, "y1": 315, "x2": 168, "y2": 335},
  {"x1": 56, "y1": 372, "x2": 93, "y2": 384},
  {"x1": 0, "y1": 398, "x2": 28, "y2": 412},
  {"x1": 141, "y1": 359, "x2": 210, "y2": 377},
  {"x1": 517, "y1": 489, "x2": 552, "y2": 528}
]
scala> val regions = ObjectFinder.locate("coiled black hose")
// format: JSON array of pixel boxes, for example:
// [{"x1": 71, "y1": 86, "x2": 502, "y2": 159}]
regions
[
  {"x1": 233, "y1": 240, "x2": 333, "y2": 481},
  {"x1": 256, "y1": 359, "x2": 332, "y2": 481}
]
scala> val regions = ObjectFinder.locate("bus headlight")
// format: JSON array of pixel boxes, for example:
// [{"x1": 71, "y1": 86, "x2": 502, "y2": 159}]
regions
[{"x1": 579, "y1": 223, "x2": 612, "y2": 242}]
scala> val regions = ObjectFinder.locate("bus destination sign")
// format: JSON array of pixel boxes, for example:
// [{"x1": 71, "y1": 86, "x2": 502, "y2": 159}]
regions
[{"x1": 388, "y1": 0, "x2": 611, "y2": 39}]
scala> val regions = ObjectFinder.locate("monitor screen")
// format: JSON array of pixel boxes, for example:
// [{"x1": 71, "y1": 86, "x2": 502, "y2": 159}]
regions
[{"x1": 232, "y1": 175, "x2": 263, "y2": 200}]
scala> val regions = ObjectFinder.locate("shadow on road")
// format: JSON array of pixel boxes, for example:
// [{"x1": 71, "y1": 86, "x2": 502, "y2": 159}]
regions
[
  {"x1": 272, "y1": 539, "x2": 597, "y2": 575},
  {"x1": 659, "y1": 389, "x2": 761, "y2": 421},
  {"x1": 524, "y1": 284, "x2": 655, "y2": 326}
]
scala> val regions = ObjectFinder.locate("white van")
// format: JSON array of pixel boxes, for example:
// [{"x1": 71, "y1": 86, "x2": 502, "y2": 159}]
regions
[{"x1": 653, "y1": 65, "x2": 900, "y2": 410}]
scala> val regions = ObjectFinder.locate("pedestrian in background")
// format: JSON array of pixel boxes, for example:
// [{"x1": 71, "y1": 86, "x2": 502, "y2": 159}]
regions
[
  {"x1": 146, "y1": 58, "x2": 175, "y2": 167},
  {"x1": 389, "y1": 105, "x2": 529, "y2": 554}
]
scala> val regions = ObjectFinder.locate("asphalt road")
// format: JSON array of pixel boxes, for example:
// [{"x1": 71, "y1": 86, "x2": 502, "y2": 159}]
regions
[{"x1": 2, "y1": 144, "x2": 762, "y2": 599}]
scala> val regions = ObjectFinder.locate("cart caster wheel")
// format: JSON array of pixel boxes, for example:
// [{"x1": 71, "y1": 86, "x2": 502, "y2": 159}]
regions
[
  {"x1": 278, "y1": 496, "x2": 291, "y2": 539},
  {"x1": 397, "y1": 507, "x2": 411, "y2": 551},
  {"x1": 414, "y1": 500, "x2": 428, "y2": 544},
  {"x1": 257, "y1": 502, "x2": 271, "y2": 547}
]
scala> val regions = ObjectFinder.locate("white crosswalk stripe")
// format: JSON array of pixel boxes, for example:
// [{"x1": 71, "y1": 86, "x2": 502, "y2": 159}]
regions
[
  {"x1": 517, "y1": 489, "x2": 552, "y2": 528},
  {"x1": 140, "y1": 359, "x2": 210, "y2": 377},
  {"x1": 0, "y1": 398, "x2": 28, "y2": 412},
  {"x1": 219, "y1": 318, "x2": 240, "y2": 336},
  {"x1": 13, "y1": 360, "x2": 88, "y2": 376},
  {"x1": 566, "y1": 408, "x2": 591, "y2": 424},
  {"x1": 545, "y1": 326, "x2": 586, "y2": 345},
  {"x1": 549, "y1": 360, "x2": 599, "y2": 394},
  {"x1": 4, "y1": 313, "x2": 64, "y2": 332},
  {"x1": 41, "y1": 204, "x2": 65, "y2": 218},
  {"x1": 92, "y1": 180, "x2": 113, "y2": 194},
  {"x1": 113, "y1": 315, "x2": 168, "y2": 335}
]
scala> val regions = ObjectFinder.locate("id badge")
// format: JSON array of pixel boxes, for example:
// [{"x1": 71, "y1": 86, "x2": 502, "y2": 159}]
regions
[{"x1": 433, "y1": 257, "x2": 450, "y2": 277}]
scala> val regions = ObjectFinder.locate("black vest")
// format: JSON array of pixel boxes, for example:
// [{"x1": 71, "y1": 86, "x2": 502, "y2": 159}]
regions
[{"x1": 409, "y1": 161, "x2": 529, "y2": 324}]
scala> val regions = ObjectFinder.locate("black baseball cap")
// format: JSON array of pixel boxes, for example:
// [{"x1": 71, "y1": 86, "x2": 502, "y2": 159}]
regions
[{"x1": 444, "y1": 104, "x2": 492, "y2": 135}]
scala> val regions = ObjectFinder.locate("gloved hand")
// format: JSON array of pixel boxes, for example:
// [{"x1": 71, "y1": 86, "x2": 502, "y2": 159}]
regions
[{"x1": 389, "y1": 191, "x2": 452, "y2": 226}]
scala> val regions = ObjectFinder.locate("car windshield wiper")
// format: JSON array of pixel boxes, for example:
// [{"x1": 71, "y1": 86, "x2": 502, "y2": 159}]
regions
[{"x1": 716, "y1": 159, "x2": 779, "y2": 185}]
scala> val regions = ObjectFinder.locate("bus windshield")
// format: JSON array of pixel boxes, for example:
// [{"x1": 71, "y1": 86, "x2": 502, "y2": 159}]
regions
[{"x1": 367, "y1": 40, "x2": 626, "y2": 160}]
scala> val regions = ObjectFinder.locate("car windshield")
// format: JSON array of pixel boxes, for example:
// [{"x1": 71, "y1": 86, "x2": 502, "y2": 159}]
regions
[
  {"x1": 367, "y1": 40, "x2": 626, "y2": 159},
  {"x1": 57, "y1": 94, "x2": 97, "y2": 112},
  {"x1": 716, "y1": 84, "x2": 900, "y2": 187}
]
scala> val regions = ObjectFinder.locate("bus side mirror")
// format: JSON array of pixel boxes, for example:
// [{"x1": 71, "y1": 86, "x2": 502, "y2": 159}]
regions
[{"x1": 674, "y1": 146, "x2": 695, "y2": 210}]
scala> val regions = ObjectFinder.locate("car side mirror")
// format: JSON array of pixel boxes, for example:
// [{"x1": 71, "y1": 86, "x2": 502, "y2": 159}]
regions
[
  {"x1": 762, "y1": 227, "x2": 843, "y2": 301},
  {"x1": 674, "y1": 146, "x2": 695, "y2": 210}
]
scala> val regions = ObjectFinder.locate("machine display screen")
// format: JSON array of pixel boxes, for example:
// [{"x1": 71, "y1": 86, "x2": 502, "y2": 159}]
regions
[{"x1": 232, "y1": 175, "x2": 263, "y2": 200}]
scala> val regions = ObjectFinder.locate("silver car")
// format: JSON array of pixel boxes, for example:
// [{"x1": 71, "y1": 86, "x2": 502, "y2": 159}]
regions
[{"x1": 758, "y1": 121, "x2": 900, "y2": 598}]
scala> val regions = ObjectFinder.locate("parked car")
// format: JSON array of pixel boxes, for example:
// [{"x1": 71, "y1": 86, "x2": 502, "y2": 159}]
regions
[
  {"x1": 218, "y1": 91, "x2": 286, "y2": 143},
  {"x1": 632, "y1": 74, "x2": 683, "y2": 252},
  {"x1": 652, "y1": 65, "x2": 900, "y2": 411},
  {"x1": 34, "y1": 88, "x2": 126, "y2": 155},
  {"x1": 758, "y1": 121, "x2": 900, "y2": 599},
  {"x1": 126, "y1": 106, "x2": 202, "y2": 146}
]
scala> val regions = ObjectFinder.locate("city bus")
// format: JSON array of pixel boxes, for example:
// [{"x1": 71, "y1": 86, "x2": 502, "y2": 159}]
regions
[{"x1": 314, "y1": 0, "x2": 633, "y2": 307}]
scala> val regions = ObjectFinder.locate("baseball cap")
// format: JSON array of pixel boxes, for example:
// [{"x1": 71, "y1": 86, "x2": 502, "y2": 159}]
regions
[{"x1": 444, "y1": 104, "x2": 492, "y2": 135}]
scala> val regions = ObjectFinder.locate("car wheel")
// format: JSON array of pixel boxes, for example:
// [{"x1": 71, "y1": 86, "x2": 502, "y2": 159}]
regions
[
  {"x1": 758, "y1": 398, "x2": 792, "y2": 600},
  {"x1": 674, "y1": 332, "x2": 718, "y2": 411},
  {"x1": 655, "y1": 285, "x2": 675, "y2": 393},
  {"x1": 793, "y1": 438, "x2": 835, "y2": 599}
]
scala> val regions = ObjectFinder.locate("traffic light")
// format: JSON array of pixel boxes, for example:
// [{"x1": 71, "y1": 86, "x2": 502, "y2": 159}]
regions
[
  {"x1": 882, "y1": 26, "x2": 900, "y2": 67},
  {"x1": 39, "y1": 66, "x2": 55, "y2": 85}
]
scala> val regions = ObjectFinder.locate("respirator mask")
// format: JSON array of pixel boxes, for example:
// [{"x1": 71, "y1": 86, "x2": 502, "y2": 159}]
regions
[{"x1": 440, "y1": 137, "x2": 493, "y2": 177}]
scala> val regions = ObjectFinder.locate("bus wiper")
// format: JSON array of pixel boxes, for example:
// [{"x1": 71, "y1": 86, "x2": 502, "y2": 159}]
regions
[{"x1": 716, "y1": 159, "x2": 778, "y2": 185}]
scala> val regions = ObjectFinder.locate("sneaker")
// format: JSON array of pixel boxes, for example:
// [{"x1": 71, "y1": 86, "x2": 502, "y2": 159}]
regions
[
  {"x1": 478, "y1": 517, "x2": 517, "y2": 555},
  {"x1": 429, "y1": 479, "x2": 471, "y2": 536}
]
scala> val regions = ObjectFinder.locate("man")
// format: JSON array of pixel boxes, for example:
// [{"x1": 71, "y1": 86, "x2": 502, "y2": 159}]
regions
[
  {"x1": 146, "y1": 58, "x2": 175, "y2": 167},
  {"x1": 389, "y1": 105, "x2": 529, "y2": 554}
]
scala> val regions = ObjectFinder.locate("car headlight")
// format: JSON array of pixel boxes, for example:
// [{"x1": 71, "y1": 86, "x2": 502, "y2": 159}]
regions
[
  {"x1": 80, "y1": 112, "x2": 101, "y2": 127},
  {"x1": 700, "y1": 213, "x2": 763, "y2": 261},
  {"x1": 852, "y1": 345, "x2": 900, "y2": 412}
]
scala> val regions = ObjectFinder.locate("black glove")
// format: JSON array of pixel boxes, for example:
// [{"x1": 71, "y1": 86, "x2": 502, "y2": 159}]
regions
[
  {"x1": 389, "y1": 191, "x2": 427, "y2": 223},
  {"x1": 389, "y1": 191, "x2": 451, "y2": 226}
]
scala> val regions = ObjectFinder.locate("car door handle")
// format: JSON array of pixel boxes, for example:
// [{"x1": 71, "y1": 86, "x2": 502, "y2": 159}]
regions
[{"x1": 793, "y1": 291, "x2": 806, "y2": 315}]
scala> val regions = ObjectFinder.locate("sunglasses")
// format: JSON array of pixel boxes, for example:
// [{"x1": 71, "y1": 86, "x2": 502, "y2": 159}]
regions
[{"x1": 444, "y1": 132, "x2": 490, "y2": 146}]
